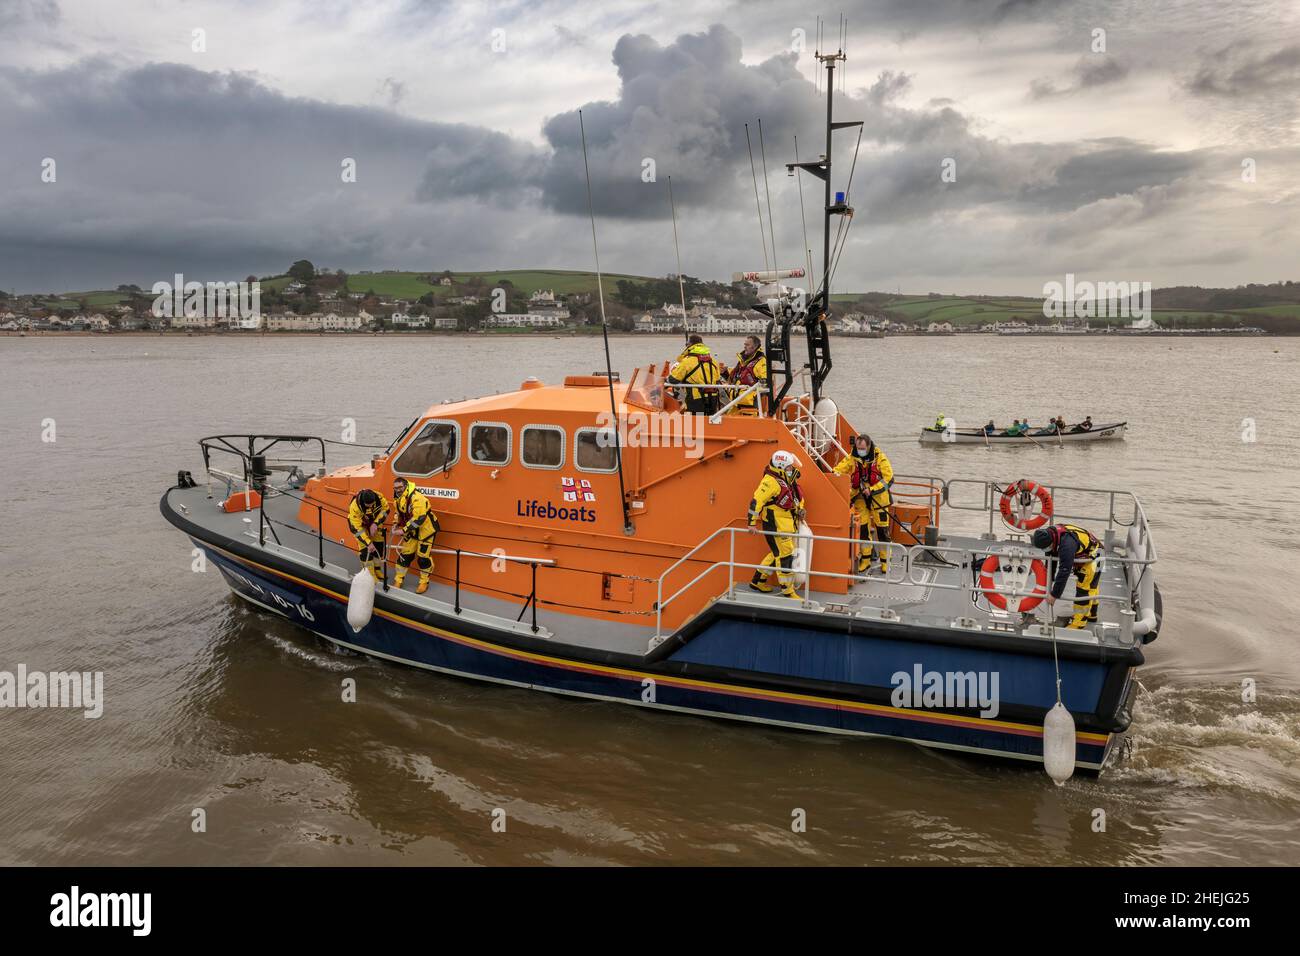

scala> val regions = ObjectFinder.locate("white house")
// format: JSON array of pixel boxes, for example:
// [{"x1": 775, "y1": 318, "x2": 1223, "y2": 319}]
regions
[
  {"x1": 391, "y1": 313, "x2": 430, "y2": 329},
  {"x1": 482, "y1": 312, "x2": 565, "y2": 328},
  {"x1": 170, "y1": 313, "x2": 219, "y2": 329},
  {"x1": 434, "y1": 315, "x2": 459, "y2": 330}
]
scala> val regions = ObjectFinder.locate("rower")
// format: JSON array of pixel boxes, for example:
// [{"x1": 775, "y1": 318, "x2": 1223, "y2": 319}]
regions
[
  {"x1": 1070, "y1": 416, "x2": 1093, "y2": 433},
  {"x1": 1032, "y1": 523, "x2": 1102, "y2": 629},
  {"x1": 1003, "y1": 419, "x2": 1023, "y2": 436},
  {"x1": 667, "y1": 334, "x2": 721, "y2": 415},
  {"x1": 833, "y1": 434, "x2": 894, "y2": 574},
  {"x1": 983, "y1": 420, "x2": 996, "y2": 435},
  {"x1": 723, "y1": 335, "x2": 767, "y2": 415},
  {"x1": 346, "y1": 488, "x2": 389, "y2": 582},
  {"x1": 392, "y1": 478, "x2": 440, "y2": 594},
  {"x1": 747, "y1": 450, "x2": 805, "y2": 599},
  {"x1": 933, "y1": 413, "x2": 948, "y2": 432}
]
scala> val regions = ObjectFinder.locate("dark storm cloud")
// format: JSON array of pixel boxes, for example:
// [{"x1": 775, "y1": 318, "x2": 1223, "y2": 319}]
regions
[
  {"x1": 1030, "y1": 56, "x2": 1130, "y2": 99},
  {"x1": 531, "y1": 25, "x2": 1194, "y2": 227},
  {"x1": 0, "y1": 11, "x2": 1281, "y2": 294},
  {"x1": 1185, "y1": 42, "x2": 1300, "y2": 97},
  {"x1": 0, "y1": 59, "x2": 546, "y2": 291},
  {"x1": 732, "y1": 0, "x2": 1069, "y2": 36},
  {"x1": 1017, "y1": 142, "x2": 1202, "y2": 210},
  {"x1": 0, "y1": 0, "x2": 59, "y2": 29},
  {"x1": 535, "y1": 25, "x2": 821, "y2": 218}
]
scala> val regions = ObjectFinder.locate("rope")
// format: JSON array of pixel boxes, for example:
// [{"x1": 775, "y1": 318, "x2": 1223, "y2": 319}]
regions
[{"x1": 320, "y1": 437, "x2": 392, "y2": 449}]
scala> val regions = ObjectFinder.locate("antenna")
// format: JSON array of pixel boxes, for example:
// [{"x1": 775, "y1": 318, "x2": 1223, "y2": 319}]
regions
[
  {"x1": 744, "y1": 123, "x2": 771, "y2": 275},
  {"x1": 578, "y1": 109, "x2": 633, "y2": 534},
  {"x1": 758, "y1": 119, "x2": 780, "y2": 288},
  {"x1": 667, "y1": 175, "x2": 689, "y2": 347},
  {"x1": 793, "y1": 135, "x2": 815, "y2": 295}
]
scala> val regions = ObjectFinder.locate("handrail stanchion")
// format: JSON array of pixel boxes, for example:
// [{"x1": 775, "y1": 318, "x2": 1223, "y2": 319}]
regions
[
  {"x1": 316, "y1": 505, "x2": 325, "y2": 568},
  {"x1": 728, "y1": 528, "x2": 736, "y2": 598},
  {"x1": 454, "y1": 549, "x2": 462, "y2": 615},
  {"x1": 258, "y1": 490, "x2": 266, "y2": 547},
  {"x1": 380, "y1": 528, "x2": 389, "y2": 592},
  {"x1": 530, "y1": 562, "x2": 539, "y2": 634}
]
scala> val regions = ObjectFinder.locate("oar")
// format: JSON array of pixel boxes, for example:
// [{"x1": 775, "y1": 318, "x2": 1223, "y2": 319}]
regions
[{"x1": 1022, "y1": 431, "x2": 1046, "y2": 449}]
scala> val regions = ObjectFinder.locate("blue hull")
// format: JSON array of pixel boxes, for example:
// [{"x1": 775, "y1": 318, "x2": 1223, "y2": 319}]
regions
[{"x1": 197, "y1": 539, "x2": 1135, "y2": 771}]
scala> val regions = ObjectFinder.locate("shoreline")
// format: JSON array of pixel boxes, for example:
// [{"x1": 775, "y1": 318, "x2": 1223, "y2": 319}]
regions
[{"x1": 1, "y1": 329, "x2": 1288, "y2": 339}]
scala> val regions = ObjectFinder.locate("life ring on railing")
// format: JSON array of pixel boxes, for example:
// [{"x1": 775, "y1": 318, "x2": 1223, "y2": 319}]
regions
[
  {"x1": 978, "y1": 554, "x2": 1048, "y2": 612},
  {"x1": 999, "y1": 479, "x2": 1053, "y2": 531}
]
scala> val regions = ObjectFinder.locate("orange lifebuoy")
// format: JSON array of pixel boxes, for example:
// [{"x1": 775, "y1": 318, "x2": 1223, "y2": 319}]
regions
[
  {"x1": 978, "y1": 554, "x2": 1048, "y2": 612},
  {"x1": 999, "y1": 479, "x2": 1054, "y2": 531}
]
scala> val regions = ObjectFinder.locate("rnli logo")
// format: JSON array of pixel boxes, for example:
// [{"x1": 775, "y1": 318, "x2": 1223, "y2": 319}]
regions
[{"x1": 560, "y1": 476, "x2": 596, "y2": 502}]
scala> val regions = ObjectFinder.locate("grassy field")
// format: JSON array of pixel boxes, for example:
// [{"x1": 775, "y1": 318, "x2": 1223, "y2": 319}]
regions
[
  {"x1": 831, "y1": 292, "x2": 1260, "y2": 327},
  {"x1": 1231, "y1": 303, "x2": 1300, "y2": 318}
]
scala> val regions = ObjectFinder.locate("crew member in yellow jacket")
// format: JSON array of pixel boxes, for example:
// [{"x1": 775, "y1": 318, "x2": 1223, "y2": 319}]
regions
[
  {"x1": 347, "y1": 488, "x2": 389, "y2": 582},
  {"x1": 748, "y1": 450, "x2": 805, "y2": 599},
  {"x1": 833, "y1": 434, "x2": 895, "y2": 574},
  {"x1": 667, "y1": 335, "x2": 721, "y2": 414},
  {"x1": 391, "y1": 478, "x2": 441, "y2": 593}
]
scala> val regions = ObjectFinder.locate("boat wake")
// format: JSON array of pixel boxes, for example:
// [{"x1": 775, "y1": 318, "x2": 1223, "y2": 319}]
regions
[
  {"x1": 259, "y1": 628, "x2": 361, "y2": 673},
  {"x1": 1112, "y1": 683, "x2": 1300, "y2": 800}
]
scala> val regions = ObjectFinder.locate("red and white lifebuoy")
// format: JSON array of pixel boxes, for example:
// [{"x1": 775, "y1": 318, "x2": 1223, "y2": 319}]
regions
[
  {"x1": 978, "y1": 554, "x2": 1048, "y2": 612},
  {"x1": 999, "y1": 479, "x2": 1054, "y2": 531}
]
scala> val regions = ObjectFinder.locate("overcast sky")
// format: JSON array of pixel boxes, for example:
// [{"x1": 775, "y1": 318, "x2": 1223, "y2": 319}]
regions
[{"x1": 1, "y1": 0, "x2": 1297, "y2": 295}]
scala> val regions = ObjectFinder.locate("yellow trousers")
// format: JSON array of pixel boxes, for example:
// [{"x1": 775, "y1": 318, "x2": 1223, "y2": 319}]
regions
[{"x1": 1068, "y1": 560, "x2": 1099, "y2": 628}]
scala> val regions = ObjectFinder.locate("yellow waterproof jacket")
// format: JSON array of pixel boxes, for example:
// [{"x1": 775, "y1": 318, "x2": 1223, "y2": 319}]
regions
[
  {"x1": 833, "y1": 447, "x2": 894, "y2": 507},
  {"x1": 668, "y1": 344, "x2": 721, "y2": 402},
  {"x1": 748, "y1": 468, "x2": 804, "y2": 533},
  {"x1": 393, "y1": 481, "x2": 439, "y2": 540},
  {"x1": 347, "y1": 493, "x2": 389, "y2": 544}
]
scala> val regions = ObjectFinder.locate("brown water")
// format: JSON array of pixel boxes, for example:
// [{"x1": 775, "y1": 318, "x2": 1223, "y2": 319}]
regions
[{"x1": 2, "y1": 333, "x2": 1298, "y2": 866}]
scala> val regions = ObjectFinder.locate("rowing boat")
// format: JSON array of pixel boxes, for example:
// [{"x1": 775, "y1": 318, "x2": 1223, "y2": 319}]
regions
[{"x1": 919, "y1": 423, "x2": 1127, "y2": 445}]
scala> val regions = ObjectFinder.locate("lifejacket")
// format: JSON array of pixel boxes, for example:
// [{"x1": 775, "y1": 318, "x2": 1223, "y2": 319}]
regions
[
  {"x1": 1055, "y1": 523, "x2": 1099, "y2": 561},
  {"x1": 847, "y1": 450, "x2": 886, "y2": 500},
  {"x1": 394, "y1": 481, "x2": 438, "y2": 537},
  {"x1": 733, "y1": 350, "x2": 764, "y2": 386},
  {"x1": 765, "y1": 467, "x2": 800, "y2": 513}
]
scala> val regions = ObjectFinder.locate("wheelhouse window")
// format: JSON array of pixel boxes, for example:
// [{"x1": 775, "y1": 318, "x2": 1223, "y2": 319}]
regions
[
  {"x1": 469, "y1": 422, "x2": 511, "y2": 465},
  {"x1": 521, "y1": 425, "x2": 564, "y2": 469},
  {"x1": 393, "y1": 420, "x2": 459, "y2": 475},
  {"x1": 575, "y1": 427, "x2": 619, "y2": 473}
]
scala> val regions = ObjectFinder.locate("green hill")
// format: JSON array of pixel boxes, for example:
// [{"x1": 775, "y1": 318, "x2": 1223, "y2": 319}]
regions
[{"x1": 344, "y1": 269, "x2": 657, "y2": 299}]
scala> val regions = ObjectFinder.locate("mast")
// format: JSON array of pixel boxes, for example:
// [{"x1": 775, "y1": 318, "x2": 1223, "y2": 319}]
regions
[{"x1": 786, "y1": 38, "x2": 862, "y2": 403}]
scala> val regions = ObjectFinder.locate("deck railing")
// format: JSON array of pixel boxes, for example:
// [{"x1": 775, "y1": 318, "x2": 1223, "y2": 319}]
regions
[{"x1": 653, "y1": 477, "x2": 1158, "y2": 643}]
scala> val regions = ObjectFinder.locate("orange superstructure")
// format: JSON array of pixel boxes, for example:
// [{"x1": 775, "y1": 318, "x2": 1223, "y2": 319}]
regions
[{"x1": 297, "y1": 363, "x2": 937, "y2": 632}]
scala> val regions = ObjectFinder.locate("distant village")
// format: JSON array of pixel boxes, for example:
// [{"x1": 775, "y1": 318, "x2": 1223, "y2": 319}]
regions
[{"x1": 0, "y1": 265, "x2": 1275, "y2": 336}]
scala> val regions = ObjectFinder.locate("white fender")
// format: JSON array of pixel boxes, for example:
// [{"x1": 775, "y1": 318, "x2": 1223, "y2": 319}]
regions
[
  {"x1": 789, "y1": 521, "x2": 814, "y2": 589},
  {"x1": 1043, "y1": 701, "x2": 1076, "y2": 784},
  {"x1": 811, "y1": 397, "x2": 839, "y2": 458},
  {"x1": 347, "y1": 569, "x2": 375, "y2": 633}
]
